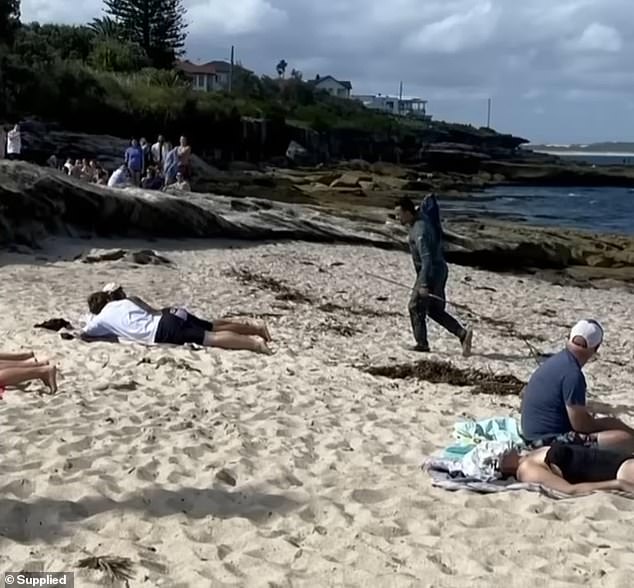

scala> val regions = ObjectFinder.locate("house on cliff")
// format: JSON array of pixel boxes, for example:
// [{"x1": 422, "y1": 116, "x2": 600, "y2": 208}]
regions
[
  {"x1": 310, "y1": 75, "x2": 353, "y2": 98},
  {"x1": 176, "y1": 60, "x2": 232, "y2": 92},
  {"x1": 354, "y1": 94, "x2": 432, "y2": 120}
]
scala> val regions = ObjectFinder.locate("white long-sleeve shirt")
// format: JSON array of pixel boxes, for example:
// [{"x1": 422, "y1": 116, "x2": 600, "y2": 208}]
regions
[
  {"x1": 6, "y1": 130, "x2": 21, "y2": 155},
  {"x1": 82, "y1": 299, "x2": 161, "y2": 344}
]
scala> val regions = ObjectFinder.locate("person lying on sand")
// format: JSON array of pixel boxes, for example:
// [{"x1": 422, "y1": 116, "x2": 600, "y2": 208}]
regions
[
  {"x1": 0, "y1": 351, "x2": 58, "y2": 396},
  {"x1": 521, "y1": 319, "x2": 634, "y2": 452},
  {"x1": 81, "y1": 289, "x2": 272, "y2": 354},
  {"x1": 500, "y1": 443, "x2": 634, "y2": 496}
]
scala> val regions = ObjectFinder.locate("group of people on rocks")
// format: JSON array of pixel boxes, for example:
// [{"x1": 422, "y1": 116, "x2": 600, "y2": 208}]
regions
[
  {"x1": 1, "y1": 123, "x2": 193, "y2": 193},
  {"x1": 55, "y1": 157, "x2": 110, "y2": 185},
  {"x1": 114, "y1": 134, "x2": 193, "y2": 190}
]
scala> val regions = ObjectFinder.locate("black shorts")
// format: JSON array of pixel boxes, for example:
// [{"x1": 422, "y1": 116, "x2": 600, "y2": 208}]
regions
[
  {"x1": 154, "y1": 309, "x2": 211, "y2": 346},
  {"x1": 527, "y1": 431, "x2": 599, "y2": 449}
]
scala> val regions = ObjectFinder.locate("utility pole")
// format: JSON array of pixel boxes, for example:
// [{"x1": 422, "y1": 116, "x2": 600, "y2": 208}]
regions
[
  {"x1": 229, "y1": 45, "x2": 234, "y2": 94},
  {"x1": 399, "y1": 81, "x2": 403, "y2": 115},
  {"x1": 487, "y1": 97, "x2": 492, "y2": 128}
]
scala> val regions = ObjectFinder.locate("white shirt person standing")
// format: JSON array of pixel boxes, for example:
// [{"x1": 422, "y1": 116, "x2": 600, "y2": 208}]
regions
[{"x1": 6, "y1": 124, "x2": 22, "y2": 160}]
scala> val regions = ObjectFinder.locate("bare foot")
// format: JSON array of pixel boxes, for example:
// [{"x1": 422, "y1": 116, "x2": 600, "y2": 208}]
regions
[
  {"x1": 260, "y1": 323, "x2": 272, "y2": 342},
  {"x1": 28, "y1": 359, "x2": 49, "y2": 367},
  {"x1": 43, "y1": 365, "x2": 58, "y2": 394},
  {"x1": 254, "y1": 340, "x2": 273, "y2": 355}
]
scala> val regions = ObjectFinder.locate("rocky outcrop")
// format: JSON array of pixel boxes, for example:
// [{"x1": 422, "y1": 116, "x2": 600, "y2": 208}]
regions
[
  {"x1": 0, "y1": 161, "x2": 401, "y2": 250},
  {"x1": 1, "y1": 160, "x2": 633, "y2": 290},
  {"x1": 481, "y1": 161, "x2": 634, "y2": 187}
]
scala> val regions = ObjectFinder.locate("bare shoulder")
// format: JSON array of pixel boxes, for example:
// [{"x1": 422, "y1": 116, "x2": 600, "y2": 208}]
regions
[{"x1": 517, "y1": 448, "x2": 550, "y2": 481}]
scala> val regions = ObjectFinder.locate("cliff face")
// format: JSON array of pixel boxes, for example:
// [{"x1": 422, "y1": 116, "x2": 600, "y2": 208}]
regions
[
  {"x1": 2, "y1": 161, "x2": 633, "y2": 290},
  {"x1": 16, "y1": 118, "x2": 528, "y2": 169}
]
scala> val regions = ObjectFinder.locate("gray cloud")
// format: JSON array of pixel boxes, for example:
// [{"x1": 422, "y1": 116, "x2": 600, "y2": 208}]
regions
[{"x1": 19, "y1": 0, "x2": 634, "y2": 142}]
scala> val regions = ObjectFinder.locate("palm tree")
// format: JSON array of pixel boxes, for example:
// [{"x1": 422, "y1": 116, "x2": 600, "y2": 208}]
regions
[
  {"x1": 87, "y1": 16, "x2": 122, "y2": 38},
  {"x1": 276, "y1": 59, "x2": 288, "y2": 78}
]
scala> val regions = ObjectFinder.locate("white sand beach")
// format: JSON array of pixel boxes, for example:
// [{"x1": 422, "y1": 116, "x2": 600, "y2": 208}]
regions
[{"x1": 1, "y1": 238, "x2": 634, "y2": 587}]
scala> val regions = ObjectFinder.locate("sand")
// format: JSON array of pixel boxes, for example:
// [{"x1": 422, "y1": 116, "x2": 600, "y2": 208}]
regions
[{"x1": 1, "y1": 237, "x2": 634, "y2": 587}]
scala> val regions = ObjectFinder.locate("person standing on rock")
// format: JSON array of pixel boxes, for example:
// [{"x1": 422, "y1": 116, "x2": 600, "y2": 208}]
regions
[
  {"x1": 125, "y1": 138, "x2": 144, "y2": 186},
  {"x1": 177, "y1": 135, "x2": 192, "y2": 179},
  {"x1": 397, "y1": 195, "x2": 472, "y2": 356},
  {"x1": 0, "y1": 126, "x2": 6, "y2": 159},
  {"x1": 6, "y1": 124, "x2": 22, "y2": 160},
  {"x1": 151, "y1": 134, "x2": 171, "y2": 166}
]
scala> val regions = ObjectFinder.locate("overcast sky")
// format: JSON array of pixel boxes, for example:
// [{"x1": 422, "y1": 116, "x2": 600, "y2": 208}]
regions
[{"x1": 20, "y1": 0, "x2": 634, "y2": 144}]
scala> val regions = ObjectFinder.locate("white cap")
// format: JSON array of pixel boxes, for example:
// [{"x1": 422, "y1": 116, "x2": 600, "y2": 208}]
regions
[
  {"x1": 102, "y1": 282, "x2": 121, "y2": 293},
  {"x1": 569, "y1": 319, "x2": 604, "y2": 348}
]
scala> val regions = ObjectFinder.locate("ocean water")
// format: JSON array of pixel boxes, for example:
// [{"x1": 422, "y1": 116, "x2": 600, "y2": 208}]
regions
[{"x1": 440, "y1": 186, "x2": 634, "y2": 235}]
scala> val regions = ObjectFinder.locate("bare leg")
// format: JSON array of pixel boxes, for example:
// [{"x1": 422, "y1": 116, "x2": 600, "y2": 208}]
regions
[
  {"x1": 0, "y1": 365, "x2": 58, "y2": 394},
  {"x1": 597, "y1": 430, "x2": 634, "y2": 453},
  {"x1": 203, "y1": 331, "x2": 271, "y2": 354},
  {"x1": 0, "y1": 351, "x2": 34, "y2": 361},
  {"x1": 0, "y1": 359, "x2": 49, "y2": 368},
  {"x1": 213, "y1": 319, "x2": 271, "y2": 341}
]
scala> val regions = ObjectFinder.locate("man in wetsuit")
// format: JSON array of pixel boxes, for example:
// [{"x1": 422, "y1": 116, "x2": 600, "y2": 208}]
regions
[{"x1": 397, "y1": 195, "x2": 472, "y2": 356}]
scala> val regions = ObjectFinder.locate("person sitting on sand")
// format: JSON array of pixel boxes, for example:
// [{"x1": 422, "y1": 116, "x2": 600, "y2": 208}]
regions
[
  {"x1": 521, "y1": 319, "x2": 634, "y2": 452},
  {"x1": 500, "y1": 442, "x2": 634, "y2": 496},
  {"x1": 397, "y1": 195, "x2": 472, "y2": 356},
  {"x1": 0, "y1": 351, "x2": 58, "y2": 396},
  {"x1": 82, "y1": 289, "x2": 272, "y2": 354}
]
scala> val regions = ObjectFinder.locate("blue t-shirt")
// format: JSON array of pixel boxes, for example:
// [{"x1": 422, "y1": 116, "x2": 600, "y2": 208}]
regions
[
  {"x1": 125, "y1": 146, "x2": 144, "y2": 171},
  {"x1": 520, "y1": 349, "x2": 587, "y2": 441}
]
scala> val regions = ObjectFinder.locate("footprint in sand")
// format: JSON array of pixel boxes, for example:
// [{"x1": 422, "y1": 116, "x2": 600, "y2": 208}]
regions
[{"x1": 351, "y1": 488, "x2": 391, "y2": 504}]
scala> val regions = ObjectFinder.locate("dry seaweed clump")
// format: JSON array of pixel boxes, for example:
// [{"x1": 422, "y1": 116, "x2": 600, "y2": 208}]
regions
[
  {"x1": 77, "y1": 555, "x2": 135, "y2": 584},
  {"x1": 366, "y1": 359, "x2": 525, "y2": 396}
]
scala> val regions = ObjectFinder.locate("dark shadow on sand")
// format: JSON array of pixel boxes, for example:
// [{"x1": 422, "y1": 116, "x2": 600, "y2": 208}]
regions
[{"x1": 0, "y1": 486, "x2": 302, "y2": 544}]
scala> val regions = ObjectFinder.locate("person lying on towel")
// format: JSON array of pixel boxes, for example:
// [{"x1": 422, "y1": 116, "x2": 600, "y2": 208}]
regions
[
  {"x1": 500, "y1": 443, "x2": 634, "y2": 496},
  {"x1": 80, "y1": 288, "x2": 272, "y2": 354}
]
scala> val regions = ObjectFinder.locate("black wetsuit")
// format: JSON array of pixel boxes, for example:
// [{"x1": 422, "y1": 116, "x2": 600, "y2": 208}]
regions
[
  {"x1": 407, "y1": 218, "x2": 464, "y2": 348},
  {"x1": 545, "y1": 444, "x2": 631, "y2": 484}
]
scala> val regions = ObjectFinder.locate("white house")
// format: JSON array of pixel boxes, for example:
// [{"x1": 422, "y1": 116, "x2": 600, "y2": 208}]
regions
[
  {"x1": 177, "y1": 60, "x2": 232, "y2": 92},
  {"x1": 354, "y1": 94, "x2": 431, "y2": 120},
  {"x1": 311, "y1": 75, "x2": 352, "y2": 98}
]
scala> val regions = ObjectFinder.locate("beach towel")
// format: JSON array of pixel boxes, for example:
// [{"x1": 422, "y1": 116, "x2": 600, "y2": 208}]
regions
[
  {"x1": 442, "y1": 417, "x2": 526, "y2": 460},
  {"x1": 423, "y1": 459, "x2": 569, "y2": 499},
  {"x1": 452, "y1": 417, "x2": 525, "y2": 448}
]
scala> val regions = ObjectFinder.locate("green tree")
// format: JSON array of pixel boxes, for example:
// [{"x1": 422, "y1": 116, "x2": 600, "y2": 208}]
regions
[
  {"x1": 0, "y1": 0, "x2": 20, "y2": 46},
  {"x1": 87, "y1": 16, "x2": 122, "y2": 38},
  {"x1": 89, "y1": 37, "x2": 149, "y2": 72},
  {"x1": 275, "y1": 59, "x2": 287, "y2": 78},
  {"x1": 103, "y1": 0, "x2": 187, "y2": 69},
  {"x1": 13, "y1": 23, "x2": 95, "y2": 66}
]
